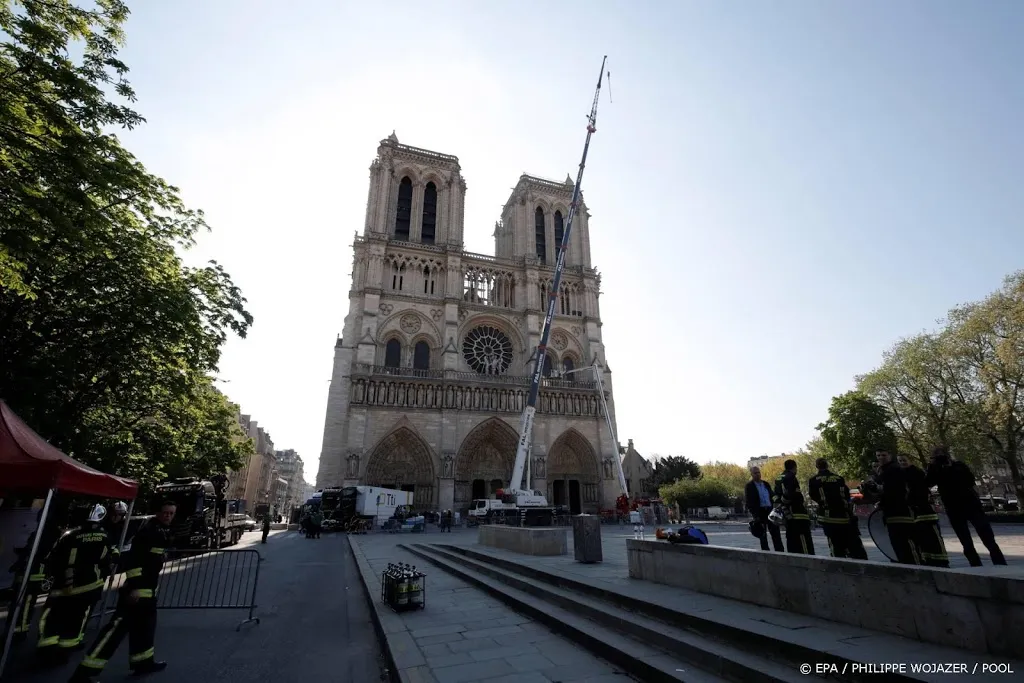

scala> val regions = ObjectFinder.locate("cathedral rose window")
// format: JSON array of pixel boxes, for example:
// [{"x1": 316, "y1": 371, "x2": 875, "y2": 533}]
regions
[{"x1": 462, "y1": 325, "x2": 513, "y2": 375}]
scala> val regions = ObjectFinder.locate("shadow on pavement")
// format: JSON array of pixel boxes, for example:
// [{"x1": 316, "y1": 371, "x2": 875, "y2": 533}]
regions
[{"x1": 5, "y1": 530, "x2": 387, "y2": 683}]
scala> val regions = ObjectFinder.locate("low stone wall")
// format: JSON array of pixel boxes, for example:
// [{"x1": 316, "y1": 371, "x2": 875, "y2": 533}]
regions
[
  {"x1": 479, "y1": 525, "x2": 567, "y2": 556},
  {"x1": 627, "y1": 539, "x2": 1024, "y2": 658}
]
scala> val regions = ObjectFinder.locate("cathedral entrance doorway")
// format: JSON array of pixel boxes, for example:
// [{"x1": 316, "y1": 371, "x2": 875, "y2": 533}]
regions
[
  {"x1": 551, "y1": 479, "x2": 583, "y2": 514},
  {"x1": 364, "y1": 427, "x2": 436, "y2": 509},
  {"x1": 547, "y1": 429, "x2": 600, "y2": 514},
  {"x1": 455, "y1": 418, "x2": 518, "y2": 507}
]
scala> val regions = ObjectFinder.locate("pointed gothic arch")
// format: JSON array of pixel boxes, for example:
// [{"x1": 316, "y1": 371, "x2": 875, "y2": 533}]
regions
[
  {"x1": 364, "y1": 426, "x2": 436, "y2": 507},
  {"x1": 547, "y1": 428, "x2": 600, "y2": 514},
  {"x1": 454, "y1": 417, "x2": 518, "y2": 504}
]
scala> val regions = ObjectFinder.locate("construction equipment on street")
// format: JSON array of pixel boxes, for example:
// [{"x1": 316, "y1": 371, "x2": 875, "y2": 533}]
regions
[{"x1": 156, "y1": 475, "x2": 248, "y2": 549}]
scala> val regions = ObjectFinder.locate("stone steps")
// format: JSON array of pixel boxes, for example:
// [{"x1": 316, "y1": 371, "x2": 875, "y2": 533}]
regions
[
  {"x1": 402, "y1": 542, "x2": 809, "y2": 683},
  {"x1": 408, "y1": 543, "x2": 990, "y2": 683}
]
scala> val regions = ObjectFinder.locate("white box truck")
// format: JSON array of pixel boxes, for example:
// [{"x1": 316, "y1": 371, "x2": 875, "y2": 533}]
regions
[{"x1": 349, "y1": 486, "x2": 413, "y2": 527}]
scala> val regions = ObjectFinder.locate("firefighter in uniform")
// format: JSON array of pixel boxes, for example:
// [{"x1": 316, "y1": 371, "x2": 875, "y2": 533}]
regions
[
  {"x1": 36, "y1": 504, "x2": 114, "y2": 663},
  {"x1": 865, "y1": 450, "x2": 919, "y2": 564},
  {"x1": 927, "y1": 446, "x2": 1006, "y2": 566},
  {"x1": 10, "y1": 510, "x2": 60, "y2": 641},
  {"x1": 103, "y1": 501, "x2": 129, "y2": 557},
  {"x1": 808, "y1": 458, "x2": 868, "y2": 559},
  {"x1": 773, "y1": 459, "x2": 814, "y2": 554},
  {"x1": 898, "y1": 455, "x2": 949, "y2": 567},
  {"x1": 70, "y1": 500, "x2": 176, "y2": 681}
]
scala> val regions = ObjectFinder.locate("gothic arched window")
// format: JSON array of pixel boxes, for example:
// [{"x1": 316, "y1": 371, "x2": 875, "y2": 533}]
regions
[
  {"x1": 543, "y1": 354, "x2": 553, "y2": 378},
  {"x1": 534, "y1": 207, "x2": 546, "y2": 264},
  {"x1": 422, "y1": 182, "x2": 437, "y2": 245},
  {"x1": 394, "y1": 176, "x2": 412, "y2": 241},
  {"x1": 384, "y1": 339, "x2": 401, "y2": 368},
  {"x1": 562, "y1": 357, "x2": 575, "y2": 375},
  {"x1": 413, "y1": 341, "x2": 430, "y2": 371},
  {"x1": 554, "y1": 210, "x2": 565, "y2": 252}
]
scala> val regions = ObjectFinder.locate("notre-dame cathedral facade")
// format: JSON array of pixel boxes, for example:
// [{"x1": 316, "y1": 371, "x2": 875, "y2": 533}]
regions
[{"x1": 315, "y1": 133, "x2": 621, "y2": 514}]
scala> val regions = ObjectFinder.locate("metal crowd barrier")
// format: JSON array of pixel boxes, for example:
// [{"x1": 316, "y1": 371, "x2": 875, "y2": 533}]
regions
[{"x1": 95, "y1": 549, "x2": 261, "y2": 631}]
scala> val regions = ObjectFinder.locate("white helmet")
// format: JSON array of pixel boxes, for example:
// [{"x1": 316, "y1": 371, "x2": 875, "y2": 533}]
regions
[
  {"x1": 768, "y1": 508, "x2": 786, "y2": 527},
  {"x1": 88, "y1": 504, "x2": 107, "y2": 523},
  {"x1": 112, "y1": 501, "x2": 128, "y2": 516}
]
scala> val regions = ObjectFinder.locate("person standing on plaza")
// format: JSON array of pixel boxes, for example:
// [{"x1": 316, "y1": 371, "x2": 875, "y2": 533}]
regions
[
  {"x1": 926, "y1": 446, "x2": 1007, "y2": 567},
  {"x1": 69, "y1": 500, "x2": 176, "y2": 682},
  {"x1": 866, "y1": 450, "x2": 919, "y2": 565},
  {"x1": 898, "y1": 454, "x2": 950, "y2": 567},
  {"x1": 773, "y1": 460, "x2": 814, "y2": 554},
  {"x1": 808, "y1": 459, "x2": 868, "y2": 559},
  {"x1": 745, "y1": 467, "x2": 783, "y2": 552}
]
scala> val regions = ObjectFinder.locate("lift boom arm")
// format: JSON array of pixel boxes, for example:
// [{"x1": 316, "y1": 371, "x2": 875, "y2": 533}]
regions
[{"x1": 509, "y1": 56, "x2": 608, "y2": 495}]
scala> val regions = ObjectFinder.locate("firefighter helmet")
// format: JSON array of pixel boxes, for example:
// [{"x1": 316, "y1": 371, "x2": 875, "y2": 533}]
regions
[
  {"x1": 87, "y1": 504, "x2": 107, "y2": 523},
  {"x1": 768, "y1": 507, "x2": 786, "y2": 526},
  {"x1": 112, "y1": 501, "x2": 128, "y2": 516}
]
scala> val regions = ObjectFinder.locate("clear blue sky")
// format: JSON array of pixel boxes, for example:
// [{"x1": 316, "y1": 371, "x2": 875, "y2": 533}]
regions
[{"x1": 112, "y1": 1, "x2": 1024, "y2": 479}]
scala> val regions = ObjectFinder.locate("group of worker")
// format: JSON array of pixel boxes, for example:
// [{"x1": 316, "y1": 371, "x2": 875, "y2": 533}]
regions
[
  {"x1": 299, "y1": 508, "x2": 323, "y2": 538},
  {"x1": 747, "y1": 446, "x2": 1006, "y2": 567},
  {"x1": 9, "y1": 499, "x2": 178, "y2": 681},
  {"x1": 748, "y1": 457, "x2": 870, "y2": 559},
  {"x1": 865, "y1": 447, "x2": 1006, "y2": 567}
]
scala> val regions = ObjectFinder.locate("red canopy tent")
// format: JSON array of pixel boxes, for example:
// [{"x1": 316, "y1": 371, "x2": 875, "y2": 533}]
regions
[
  {"x1": 0, "y1": 400, "x2": 137, "y2": 499},
  {"x1": 0, "y1": 400, "x2": 138, "y2": 679}
]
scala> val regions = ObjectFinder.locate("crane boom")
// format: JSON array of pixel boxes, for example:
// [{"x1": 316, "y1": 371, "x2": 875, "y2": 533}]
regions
[
  {"x1": 592, "y1": 360, "x2": 629, "y2": 498},
  {"x1": 509, "y1": 56, "x2": 608, "y2": 496}
]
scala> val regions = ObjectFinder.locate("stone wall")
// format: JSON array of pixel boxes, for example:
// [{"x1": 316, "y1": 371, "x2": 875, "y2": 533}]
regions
[
  {"x1": 479, "y1": 525, "x2": 568, "y2": 556},
  {"x1": 626, "y1": 539, "x2": 1024, "y2": 658}
]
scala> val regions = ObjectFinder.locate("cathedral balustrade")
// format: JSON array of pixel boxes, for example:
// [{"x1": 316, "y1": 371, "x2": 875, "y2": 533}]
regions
[{"x1": 349, "y1": 365, "x2": 604, "y2": 417}]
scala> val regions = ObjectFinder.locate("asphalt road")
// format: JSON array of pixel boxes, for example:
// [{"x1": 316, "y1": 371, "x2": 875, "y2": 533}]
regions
[{"x1": 7, "y1": 529, "x2": 387, "y2": 683}]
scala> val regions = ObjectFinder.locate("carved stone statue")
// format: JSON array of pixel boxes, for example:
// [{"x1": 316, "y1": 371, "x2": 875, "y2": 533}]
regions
[
  {"x1": 346, "y1": 453, "x2": 360, "y2": 478},
  {"x1": 532, "y1": 456, "x2": 546, "y2": 479},
  {"x1": 441, "y1": 453, "x2": 455, "y2": 479},
  {"x1": 602, "y1": 457, "x2": 613, "y2": 480}
]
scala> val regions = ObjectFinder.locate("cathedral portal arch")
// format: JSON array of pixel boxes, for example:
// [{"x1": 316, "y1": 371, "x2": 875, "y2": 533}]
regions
[
  {"x1": 547, "y1": 428, "x2": 600, "y2": 514},
  {"x1": 454, "y1": 417, "x2": 518, "y2": 505},
  {"x1": 364, "y1": 425, "x2": 437, "y2": 508}
]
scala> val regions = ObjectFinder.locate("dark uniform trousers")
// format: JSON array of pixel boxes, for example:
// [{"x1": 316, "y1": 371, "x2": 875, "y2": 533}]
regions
[
  {"x1": 948, "y1": 511, "x2": 1006, "y2": 566},
  {"x1": 821, "y1": 520, "x2": 867, "y2": 560},
  {"x1": 885, "y1": 516, "x2": 920, "y2": 565},
  {"x1": 77, "y1": 589, "x2": 157, "y2": 674},
  {"x1": 912, "y1": 512, "x2": 950, "y2": 568},
  {"x1": 753, "y1": 508, "x2": 784, "y2": 551},
  {"x1": 37, "y1": 589, "x2": 101, "y2": 651},
  {"x1": 11, "y1": 574, "x2": 44, "y2": 635},
  {"x1": 784, "y1": 517, "x2": 814, "y2": 555}
]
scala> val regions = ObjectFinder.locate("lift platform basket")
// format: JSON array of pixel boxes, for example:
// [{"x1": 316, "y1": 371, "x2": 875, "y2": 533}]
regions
[{"x1": 381, "y1": 563, "x2": 426, "y2": 613}]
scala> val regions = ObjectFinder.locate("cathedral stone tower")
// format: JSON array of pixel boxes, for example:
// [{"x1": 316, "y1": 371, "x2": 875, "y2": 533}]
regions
[{"x1": 317, "y1": 133, "x2": 620, "y2": 514}]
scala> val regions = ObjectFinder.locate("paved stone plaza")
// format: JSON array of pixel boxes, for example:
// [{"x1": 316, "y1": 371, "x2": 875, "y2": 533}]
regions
[
  {"x1": 351, "y1": 522, "x2": 1024, "y2": 683},
  {"x1": 351, "y1": 533, "x2": 636, "y2": 683}
]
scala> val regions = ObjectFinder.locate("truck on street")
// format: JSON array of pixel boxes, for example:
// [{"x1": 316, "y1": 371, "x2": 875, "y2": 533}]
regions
[{"x1": 156, "y1": 475, "x2": 249, "y2": 549}]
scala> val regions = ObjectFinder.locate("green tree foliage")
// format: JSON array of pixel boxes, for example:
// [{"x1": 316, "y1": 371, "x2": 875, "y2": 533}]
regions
[
  {"x1": 0, "y1": 0, "x2": 254, "y2": 489},
  {"x1": 699, "y1": 461, "x2": 749, "y2": 496},
  {"x1": 816, "y1": 391, "x2": 897, "y2": 477},
  {"x1": 659, "y1": 477, "x2": 733, "y2": 510},
  {"x1": 854, "y1": 272, "x2": 1024, "y2": 501},
  {"x1": 650, "y1": 455, "x2": 701, "y2": 489}
]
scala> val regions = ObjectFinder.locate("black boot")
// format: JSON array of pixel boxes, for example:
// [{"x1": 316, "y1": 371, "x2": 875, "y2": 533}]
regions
[{"x1": 131, "y1": 660, "x2": 168, "y2": 676}]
